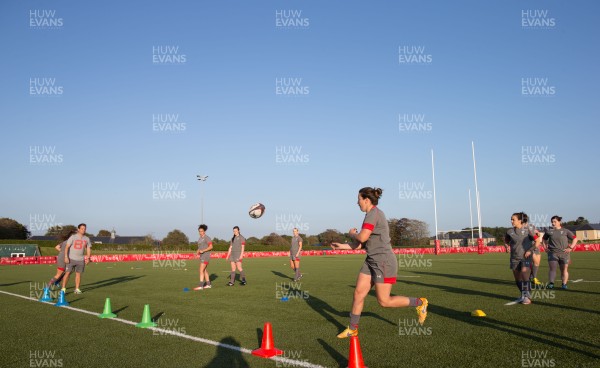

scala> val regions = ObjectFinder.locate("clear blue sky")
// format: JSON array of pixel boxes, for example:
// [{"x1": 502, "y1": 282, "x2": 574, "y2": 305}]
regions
[{"x1": 1, "y1": 1, "x2": 598, "y2": 241}]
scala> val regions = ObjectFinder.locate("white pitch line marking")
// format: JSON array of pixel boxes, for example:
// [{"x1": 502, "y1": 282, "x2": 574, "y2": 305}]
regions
[
  {"x1": 0, "y1": 290, "x2": 326, "y2": 368},
  {"x1": 504, "y1": 301, "x2": 519, "y2": 306},
  {"x1": 572, "y1": 279, "x2": 583, "y2": 283}
]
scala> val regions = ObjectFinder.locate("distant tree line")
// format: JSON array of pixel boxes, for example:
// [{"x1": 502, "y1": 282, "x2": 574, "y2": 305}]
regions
[{"x1": 1, "y1": 216, "x2": 593, "y2": 246}]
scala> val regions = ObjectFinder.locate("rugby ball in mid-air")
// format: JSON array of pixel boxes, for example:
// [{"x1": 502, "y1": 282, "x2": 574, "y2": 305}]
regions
[{"x1": 249, "y1": 203, "x2": 265, "y2": 219}]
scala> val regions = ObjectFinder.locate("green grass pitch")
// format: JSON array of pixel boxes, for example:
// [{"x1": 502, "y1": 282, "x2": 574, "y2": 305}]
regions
[{"x1": 1, "y1": 252, "x2": 599, "y2": 367}]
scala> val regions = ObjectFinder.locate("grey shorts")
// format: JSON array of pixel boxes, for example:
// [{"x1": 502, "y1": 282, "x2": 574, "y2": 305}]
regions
[
  {"x1": 65, "y1": 260, "x2": 85, "y2": 273},
  {"x1": 359, "y1": 253, "x2": 397, "y2": 284},
  {"x1": 200, "y1": 252, "x2": 211, "y2": 264},
  {"x1": 510, "y1": 257, "x2": 531, "y2": 271},
  {"x1": 290, "y1": 252, "x2": 300, "y2": 261},
  {"x1": 228, "y1": 253, "x2": 242, "y2": 263},
  {"x1": 548, "y1": 251, "x2": 570, "y2": 265},
  {"x1": 56, "y1": 256, "x2": 66, "y2": 270},
  {"x1": 532, "y1": 247, "x2": 541, "y2": 255}
]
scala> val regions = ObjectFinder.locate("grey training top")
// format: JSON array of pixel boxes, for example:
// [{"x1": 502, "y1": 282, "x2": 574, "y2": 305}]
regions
[
  {"x1": 504, "y1": 227, "x2": 536, "y2": 260},
  {"x1": 66, "y1": 234, "x2": 91, "y2": 261},
  {"x1": 361, "y1": 207, "x2": 393, "y2": 258},
  {"x1": 197, "y1": 235, "x2": 213, "y2": 251},
  {"x1": 543, "y1": 228, "x2": 576, "y2": 252},
  {"x1": 290, "y1": 235, "x2": 303, "y2": 255}
]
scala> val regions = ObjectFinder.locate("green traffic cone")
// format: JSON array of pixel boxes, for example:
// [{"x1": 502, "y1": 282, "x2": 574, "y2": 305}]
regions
[
  {"x1": 135, "y1": 304, "x2": 157, "y2": 328},
  {"x1": 98, "y1": 298, "x2": 117, "y2": 319}
]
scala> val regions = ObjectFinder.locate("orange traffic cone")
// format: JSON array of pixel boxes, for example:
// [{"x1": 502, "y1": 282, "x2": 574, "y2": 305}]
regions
[
  {"x1": 251, "y1": 322, "x2": 284, "y2": 358},
  {"x1": 347, "y1": 335, "x2": 367, "y2": 368}
]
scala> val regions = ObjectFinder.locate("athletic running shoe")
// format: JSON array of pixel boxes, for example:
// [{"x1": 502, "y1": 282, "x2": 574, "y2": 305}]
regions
[
  {"x1": 561, "y1": 284, "x2": 568, "y2": 290},
  {"x1": 336, "y1": 326, "x2": 358, "y2": 339},
  {"x1": 74, "y1": 289, "x2": 82, "y2": 294},
  {"x1": 61, "y1": 288, "x2": 66, "y2": 293},
  {"x1": 226, "y1": 282, "x2": 234, "y2": 286},
  {"x1": 513, "y1": 296, "x2": 525, "y2": 303},
  {"x1": 193, "y1": 285, "x2": 204, "y2": 291},
  {"x1": 416, "y1": 297, "x2": 428, "y2": 325},
  {"x1": 296, "y1": 274, "x2": 303, "y2": 281},
  {"x1": 521, "y1": 297, "x2": 532, "y2": 305},
  {"x1": 546, "y1": 282, "x2": 554, "y2": 290},
  {"x1": 203, "y1": 284, "x2": 212, "y2": 289},
  {"x1": 240, "y1": 280, "x2": 247, "y2": 286}
]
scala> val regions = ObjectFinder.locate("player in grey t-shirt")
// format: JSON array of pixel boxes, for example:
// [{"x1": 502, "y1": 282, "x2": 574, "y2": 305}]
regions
[
  {"x1": 522, "y1": 214, "x2": 543, "y2": 289},
  {"x1": 46, "y1": 230, "x2": 76, "y2": 289},
  {"x1": 331, "y1": 187, "x2": 428, "y2": 338},
  {"x1": 504, "y1": 212, "x2": 539, "y2": 304},
  {"x1": 225, "y1": 226, "x2": 247, "y2": 286},
  {"x1": 543, "y1": 215, "x2": 577, "y2": 289},
  {"x1": 194, "y1": 224, "x2": 213, "y2": 290},
  {"x1": 290, "y1": 228, "x2": 303, "y2": 281},
  {"x1": 61, "y1": 223, "x2": 92, "y2": 294}
]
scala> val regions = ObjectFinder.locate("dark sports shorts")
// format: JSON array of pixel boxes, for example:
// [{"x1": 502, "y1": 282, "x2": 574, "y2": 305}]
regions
[
  {"x1": 548, "y1": 251, "x2": 571, "y2": 265},
  {"x1": 65, "y1": 260, "x2": 85, "y2": 273},
  {"x1": 360, "y1": 253, "x2": 397, "y2": 284}
]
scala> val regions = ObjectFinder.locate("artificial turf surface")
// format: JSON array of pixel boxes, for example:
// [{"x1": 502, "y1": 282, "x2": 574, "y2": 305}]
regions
[{"x1": 1, "y1": 252, "x2": 599, "y2": 367}]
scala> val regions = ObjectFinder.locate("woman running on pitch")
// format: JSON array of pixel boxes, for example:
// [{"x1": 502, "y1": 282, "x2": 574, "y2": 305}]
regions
[
  {"x1": 522, "y1": 214, "x2": 543, "y2": 289},
  {"x1": 331, "y1": 187, "x2": 428, "y2": 338},
  {"x1": 194, "y1": 224, "x2": 213, "y2": 290},
  {"x1": 543, "y1": 215, "x2": 577, "y2": 290},
  {"x1": 226, "y1": 226, "x2": 247, "y2": 286},
  {"x1": 503, "y1": 212, "x2": 540, "y2": 304},
  {"x1": 46, "y1": 230, "x2": 76, "y2": 288}
]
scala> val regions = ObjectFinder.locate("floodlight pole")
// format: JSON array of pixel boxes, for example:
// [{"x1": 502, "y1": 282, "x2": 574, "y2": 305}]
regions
[{"x1": 197, "y1": 175, "x2": 208, "y2": 225}]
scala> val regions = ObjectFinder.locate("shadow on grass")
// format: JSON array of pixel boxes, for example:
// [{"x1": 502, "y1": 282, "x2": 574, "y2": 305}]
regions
[
  {"x1": 409, "y1": 270, "x2": 512, "y2": 287},
  {"x1": 113, "y1": 305, "x2": 128, "y2": 314},
  {"x1": 430, "y1": 304, "x2": 600, "y2": 359},
  {"x1": 304, "y1": 293, "x2": 395, "y2": 332},
  {"x1": 560, "y1": 288, "x2": 600, "y2": 296},
  {"x1": 152, "y1": 311, "x2": 165, "y2": 322},
  {"x1": 402, "y1": 279, "x2": 515, "y2": 302},
  {"x1": 317, "y1": 338, "x2": 347, "y2": 368},
  {"x1": 403, "y1": 279, "x2": 599, "y2": 314},
  {"x1": 209, "y1": 273, "x2": 219, "y2": 283},
  {"x1": 81, "y1": 275, "x2": 144, "y2": 292},
  {"x1": 256, "y1": 328, "x2": 262, "y2": 349},
  {"x1": 204, "y1": 336, "x2": 249, "y2": 368},
  {"x1": 65, "y1": 297, "x2": 83, "y2": 305},
  {"x1": 0, "y1": 281, "x2": 32, "y2": 287},
  {"x1": 271, "y1": 270, "x2": 294, "y2": 281}
]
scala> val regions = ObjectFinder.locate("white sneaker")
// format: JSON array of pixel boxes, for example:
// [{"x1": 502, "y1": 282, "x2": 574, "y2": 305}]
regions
[
  {"x1": 514, "y1": 296, "x2": 524, "y2": 303},
  {"x1": 203, "y1": 284, "x2": 212, "y2": 289},
  {"x1": 193, "y1": 285, "x2": 204, "y2": 291},
  {"x1": 521, "y1": 297, "x2": 532, "y2": 305},
  {"x1": 74, "y1": 289, "x2": 82, "y2": 294}
]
